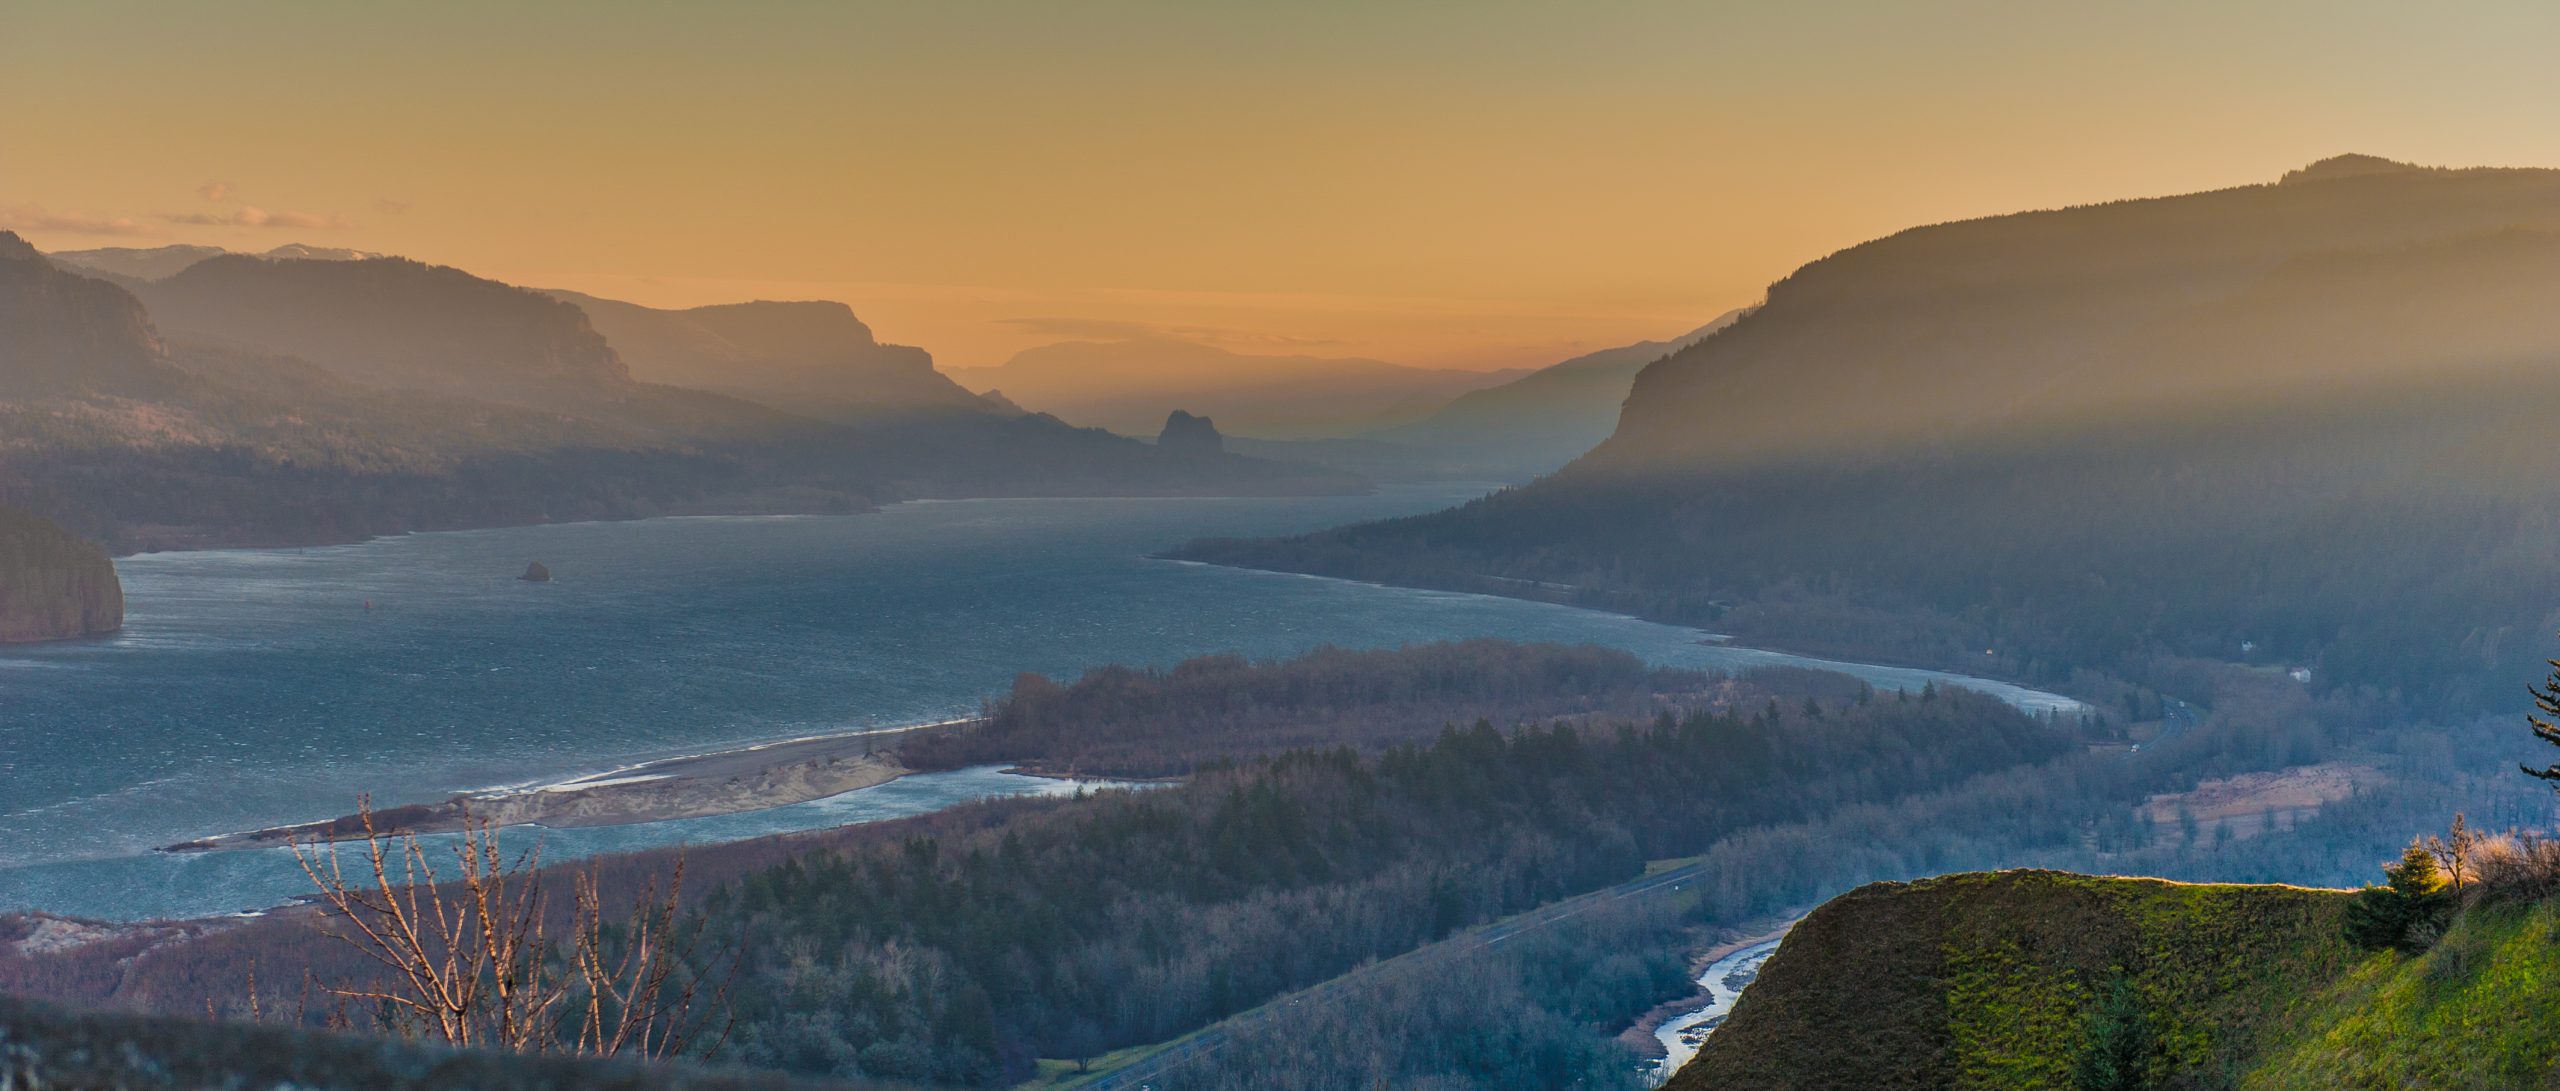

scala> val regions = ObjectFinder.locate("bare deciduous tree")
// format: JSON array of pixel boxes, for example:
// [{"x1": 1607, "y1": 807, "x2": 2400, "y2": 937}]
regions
[{"x1": 291, "y1": 797, "x2": 728, "y2": 1060}]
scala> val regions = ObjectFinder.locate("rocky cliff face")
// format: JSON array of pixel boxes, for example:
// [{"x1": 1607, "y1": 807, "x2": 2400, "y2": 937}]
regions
[
  {"x1": 549, "y1": 291, "x2": 987, "y2": 415},
  {"x1": 0, "y1": 504, "x2": 123, "y2": 642}
]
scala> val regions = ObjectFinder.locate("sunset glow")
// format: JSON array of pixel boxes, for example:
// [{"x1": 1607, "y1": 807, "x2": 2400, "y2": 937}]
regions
[{"x1": 10, "y1": 1, "x2": 2558, "y2": 368}]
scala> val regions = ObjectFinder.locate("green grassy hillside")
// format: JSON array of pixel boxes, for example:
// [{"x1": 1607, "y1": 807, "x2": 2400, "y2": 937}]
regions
[
  {"x1": 1668, "y1": 870, "x2": 2362, "y2": 1090},
  {"x1": 2239, "y1": 897, "x2": 2560, "y2": 1089},
  {"x1": 1673, "y1": 869, "x2": 2560, "y2": 1089}
]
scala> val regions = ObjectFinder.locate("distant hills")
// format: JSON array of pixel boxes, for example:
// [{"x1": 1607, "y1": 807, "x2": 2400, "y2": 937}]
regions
[
  {"x1": 945, "y1": 337, "x2": 1526, "y2": 438},
  {"x1": 1218, "y1": 316, "x2": 1745, "y2": 483},
  {"x1": 135, "y1": 253, "x2": 635, "y2": 398},
  {"x1": 1176, "y1": 157, "x2": 2560, "y2": 705},
  {"x1": 1358, "y1": 311, "x2": 1749, "y2": 478},
  {"x1": 547, "y1": 290, "x2": 996, "y2": 418},
  {"x1": 48, "y1": 241, "x2": 377, "y2": 283},
  {"x1": 0, "y1": 233, "x2": 1357, "y2": 555},
  {"x1": 0, "y1": 232, "x2": 183, "y2": 400}
]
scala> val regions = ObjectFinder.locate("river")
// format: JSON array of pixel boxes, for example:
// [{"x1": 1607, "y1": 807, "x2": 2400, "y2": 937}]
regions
[
  {"x1": 0, "y1": 485, "x2": 2078, "y2": 921},
  {"x1": 1651, "y1": 935, "x2": 1786, "y2": 1083}
]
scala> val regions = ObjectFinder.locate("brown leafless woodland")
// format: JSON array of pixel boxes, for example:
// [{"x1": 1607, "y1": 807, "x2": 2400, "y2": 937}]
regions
[{"x1": 290, "y1": 797, "x2": 729, "y2": 1060}]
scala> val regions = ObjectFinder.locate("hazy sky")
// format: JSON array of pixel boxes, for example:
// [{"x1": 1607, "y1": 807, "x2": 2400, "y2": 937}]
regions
[{"x1": 6, "y1": 1, "x2": 2558, "y2": 369}]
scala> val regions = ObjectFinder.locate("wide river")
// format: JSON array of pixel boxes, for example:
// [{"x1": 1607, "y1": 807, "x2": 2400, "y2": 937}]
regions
[{"x1": 0, "y1": 485, "x2": 2077, "y2": 921}]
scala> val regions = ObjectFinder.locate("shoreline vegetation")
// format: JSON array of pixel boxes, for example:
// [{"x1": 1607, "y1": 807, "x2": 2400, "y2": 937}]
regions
[
  {"x1": 159, "y1": 719, "x2": 979, "y2": 853},
  {"x1": 154, "y1": 622, "x2": 2078, "y2": 860}
]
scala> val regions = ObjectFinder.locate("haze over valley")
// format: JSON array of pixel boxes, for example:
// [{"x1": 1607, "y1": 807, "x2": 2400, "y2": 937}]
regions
[{"x1": 12, "y1": 4, "x2": 2560, "y2": 1089}]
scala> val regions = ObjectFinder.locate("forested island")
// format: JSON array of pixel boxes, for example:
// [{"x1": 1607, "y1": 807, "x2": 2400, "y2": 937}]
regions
[{"x1": 0, "y1": 504, "x2": 121, "y2": 643}]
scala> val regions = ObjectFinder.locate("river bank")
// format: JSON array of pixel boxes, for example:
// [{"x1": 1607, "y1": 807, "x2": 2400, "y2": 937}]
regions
[
  {"x1": 1644, "y1": 927, "x2": 1792, "y2": 1083},
  {"x1": 162, "y1": 719, "x2": 980, "y2": 853}
]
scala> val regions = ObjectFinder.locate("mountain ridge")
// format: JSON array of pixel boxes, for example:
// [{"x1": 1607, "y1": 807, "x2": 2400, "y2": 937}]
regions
[{"x1": 1171, "y1": 157, "x2": 2560, "y2": 704}]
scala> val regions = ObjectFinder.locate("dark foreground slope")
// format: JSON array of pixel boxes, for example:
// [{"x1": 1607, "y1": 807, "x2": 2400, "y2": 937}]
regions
[
  {"x1": 1669, "y1": 871, "x2": 2358, "y2": 1091},
  {"x1": 0, "y1": 504, "x2": 121, "y2": 642},
  {"x1": 1178, "y1": 157, "x2": 2560, "y2": 706},
  {"x1": 0, "y1": 995, "x2": 886, "y2": 1091}
]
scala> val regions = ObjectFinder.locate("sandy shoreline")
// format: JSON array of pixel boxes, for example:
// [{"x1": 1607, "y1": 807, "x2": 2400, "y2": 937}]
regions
[{"x1": 160, "y1": 718, "x2": 982, "y2": 853}]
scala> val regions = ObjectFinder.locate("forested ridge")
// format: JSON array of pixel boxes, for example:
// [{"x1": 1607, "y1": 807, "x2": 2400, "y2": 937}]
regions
[{"x1": 708, "y1": 687, "x2": 2063, "y2": 1083}]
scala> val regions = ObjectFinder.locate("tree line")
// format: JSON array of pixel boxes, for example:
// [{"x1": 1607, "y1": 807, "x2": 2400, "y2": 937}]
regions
[{"x1": 706, "y1": 684, "x2": 2064, "y2": 1084}]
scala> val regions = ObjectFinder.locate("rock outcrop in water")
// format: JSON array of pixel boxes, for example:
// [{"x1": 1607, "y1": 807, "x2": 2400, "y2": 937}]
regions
[
  {"x1": 1156, "y1": 409, "x2": 1226, "y2": 456},
  {"x1": 0, "y1": 504, "x2": 123, "y2": 642},
  {"x1": 519, "y1": 560, "x2": 552, "y2": 582}
]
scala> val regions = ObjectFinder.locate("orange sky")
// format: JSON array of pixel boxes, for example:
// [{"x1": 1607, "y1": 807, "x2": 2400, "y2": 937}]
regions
[{"x1": 6, "y1": 1, "x2": 2558, "y2": 369}]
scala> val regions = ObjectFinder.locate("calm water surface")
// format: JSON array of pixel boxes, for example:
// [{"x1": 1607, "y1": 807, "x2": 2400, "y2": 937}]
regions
[{"x1": 0, "y1": 486, "x2": 2075, "y2": 920}]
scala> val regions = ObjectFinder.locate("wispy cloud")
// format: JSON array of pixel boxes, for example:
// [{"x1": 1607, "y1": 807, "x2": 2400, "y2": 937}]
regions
[
  {"x1": 997, "y1": 315, "x2": 1345, "y2": 349},
  {"x1": 0, "y1": 204, "x2": 162, "y2": 237},
  {"x1": 374, "y1": 197, "x2": 411, "y2": 215},
  {"x1": 158, "y1": 206, "x2": 355, "y2": 230},
  {"x1": 196, "y1": 181, "x2": 233, "y2": 202},
  {"x1": 997, "y1": 316, "x2": 1164, "y2": 340}
]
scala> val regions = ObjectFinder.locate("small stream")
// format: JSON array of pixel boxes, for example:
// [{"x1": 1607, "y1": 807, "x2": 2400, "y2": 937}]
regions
[{"x1": 1650, "y1": 936, "x2": 1784, "y2": 1084}]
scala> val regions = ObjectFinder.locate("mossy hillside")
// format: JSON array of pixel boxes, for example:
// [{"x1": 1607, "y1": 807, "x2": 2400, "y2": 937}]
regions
[
  {"x1": 2241, "y1": 897, "x2": 2560, "y2": 1089},
  {"x1": 1668, "y1": 870, "x2": 2359, "y2": 1091}
]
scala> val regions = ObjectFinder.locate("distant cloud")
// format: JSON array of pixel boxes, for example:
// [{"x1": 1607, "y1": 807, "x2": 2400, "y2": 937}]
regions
[
  {"x1": 374, "y1": 198, "x2": 411, "y2": 215},
  {"x1": 997, "y1": 315, "x2": 1345, "y2": 349},
  {"x1": 196, "y1": 181, "x2": 233, "y2": 203},
  {"x1": 159, "y1": 206, "x2": 355, "y2": 230},
  {"x1": 0, "y1": 204, "x2": 162, "y2": 237},
  {"x1": 997, "y1": 316, "x2": 1165, "y2": 340}
]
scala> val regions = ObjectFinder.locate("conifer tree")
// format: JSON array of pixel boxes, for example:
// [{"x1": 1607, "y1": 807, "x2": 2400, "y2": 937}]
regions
[{"x1": 2527, "y1": 646, "x2": 2560, "y2": 788}]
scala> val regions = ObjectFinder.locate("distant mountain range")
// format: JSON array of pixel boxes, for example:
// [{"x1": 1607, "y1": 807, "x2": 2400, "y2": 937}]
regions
[
  {"x1": 1220, "y1": 313, "x2": 1746, "y2": 483},
  {"x1": 48, "y1": 242, "x2": 379, "y2": 282},
  {"x1": 1370, "y1": 311, "x2": 1744, "y2": 456},
  {"x1": 1, "y1": 234, "x2": 1358, "y2": 559},
  {"x1": 945, "y1": 337, "x2": 1528, "y2": 439},
  {"x1": 1177, "y1": 156, "x2": 2560, "y2": 705}
]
